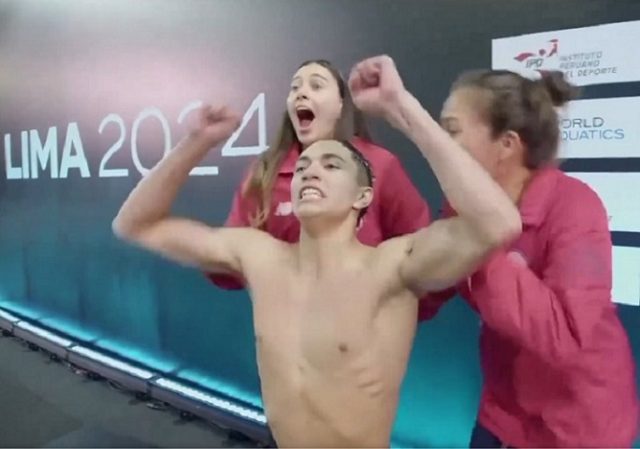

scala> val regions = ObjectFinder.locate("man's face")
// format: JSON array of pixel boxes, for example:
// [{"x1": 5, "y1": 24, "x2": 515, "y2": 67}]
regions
[{"x1": 291, "y1": 140, "x2": 372, "y2": 224}]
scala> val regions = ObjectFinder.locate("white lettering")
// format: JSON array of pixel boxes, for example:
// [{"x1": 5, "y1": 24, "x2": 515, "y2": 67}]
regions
[
  {"x1": 221, "y1": 93, "x2": 268, "y2": 157},
  {"x1": 29, "y1": 127, "x2": 58, "y2": 179},
  {"x1": 4, "y1": 133, "x2": 23, "y2": 179},
  {"x1": 59, "y1": 122, "x2": 90, "y2": 178},
  {"x1": 177, "y1": 100, "x2": 219, "y2": 176},
  {"x1": 131, "y1": 108, "x2": 170, "y2": 176},
  {"x1": 98, "y1": 113, "x2": 129, "y2": 178}
]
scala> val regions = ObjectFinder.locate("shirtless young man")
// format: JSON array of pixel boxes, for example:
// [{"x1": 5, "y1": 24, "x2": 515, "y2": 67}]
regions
[{"x1": 113, "y1": 56, "x2": 521, "y2": 448}]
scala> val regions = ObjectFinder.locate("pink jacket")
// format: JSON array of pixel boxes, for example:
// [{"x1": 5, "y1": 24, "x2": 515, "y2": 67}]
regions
[{"x1": 421, "y1": 167, "x2": 639, "y2": 447}]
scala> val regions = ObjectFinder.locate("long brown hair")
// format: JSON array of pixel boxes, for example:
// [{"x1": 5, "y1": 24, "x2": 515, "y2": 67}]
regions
[{"x1": 242, "y1": 59, "x2": 371, "y2": 228}]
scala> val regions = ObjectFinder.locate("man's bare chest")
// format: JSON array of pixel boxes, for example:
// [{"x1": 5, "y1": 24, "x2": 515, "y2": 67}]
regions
[{"x1": 250, "y1": 270, "x2": 386, "y2": 370}]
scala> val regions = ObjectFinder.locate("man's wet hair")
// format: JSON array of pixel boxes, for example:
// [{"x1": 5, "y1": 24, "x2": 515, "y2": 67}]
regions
[
  {"x1": 338, "y1": 140, "x2": 374, "y2": 188},
  {"x1": 338, "y1": 140, "x2": 374, "y2": 223}
]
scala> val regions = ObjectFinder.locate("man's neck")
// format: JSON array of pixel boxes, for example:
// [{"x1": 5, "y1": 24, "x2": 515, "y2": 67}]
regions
[{"x1": 296, "y1": 219, "x2": 360, "y2": 277}]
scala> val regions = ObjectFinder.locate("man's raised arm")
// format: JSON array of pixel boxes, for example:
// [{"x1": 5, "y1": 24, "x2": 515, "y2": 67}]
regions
[
  {"x1": 112, "y1": 105, "x2": 266, "y2": 276},
  {"x1": 349, "y1": 56, "x2": 521, "y2": 294}
]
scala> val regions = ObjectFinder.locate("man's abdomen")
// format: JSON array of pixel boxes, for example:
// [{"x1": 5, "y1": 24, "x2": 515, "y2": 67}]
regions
[{"x1": 260, "y1": 360, "x2": 399, "y2": 448}]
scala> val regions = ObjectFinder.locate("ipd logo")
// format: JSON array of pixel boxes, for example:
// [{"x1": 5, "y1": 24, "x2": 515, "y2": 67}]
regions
[{"x1": 513, "y1": 39, "x2": 559, "y2": 71}]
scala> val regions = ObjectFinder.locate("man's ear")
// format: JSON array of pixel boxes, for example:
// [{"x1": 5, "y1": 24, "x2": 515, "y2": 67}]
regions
[{"x1": 353, "y1": 186, "x2": 373, "y2": 212}]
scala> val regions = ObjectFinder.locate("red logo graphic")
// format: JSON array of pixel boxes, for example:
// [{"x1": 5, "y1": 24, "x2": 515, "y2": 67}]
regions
[{"x1": 513, "y1": 39, "x2": 559, "y2": 71}]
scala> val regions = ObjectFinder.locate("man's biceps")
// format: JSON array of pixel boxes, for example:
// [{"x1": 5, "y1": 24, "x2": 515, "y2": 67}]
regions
[
  {"x1": 401, "y1": 240, "x2": 444, "y2": 282},
  {"x1": 135, "y1": 221, "x2": 186, "y2": 248},
  {"x1": 155, "y1": 224, "x2": 235, "y2": 264},
  {"x1": 401, "y1": 256, "x2": 456, "y2": 295},
  {"x1": 134, "y1": 226, "x2": 211, "y2": 267},
  {"x1": 203, "y1": 229, "x2": 244, "y2": 257}
]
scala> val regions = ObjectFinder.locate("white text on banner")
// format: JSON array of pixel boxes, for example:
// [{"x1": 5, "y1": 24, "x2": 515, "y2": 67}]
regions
[
  {"x1": 492, "y1": 20, "x2": 640, "y2": 86},
  {"x1": 558, "y1": 97, "x2": 640, "y2": 159}
]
